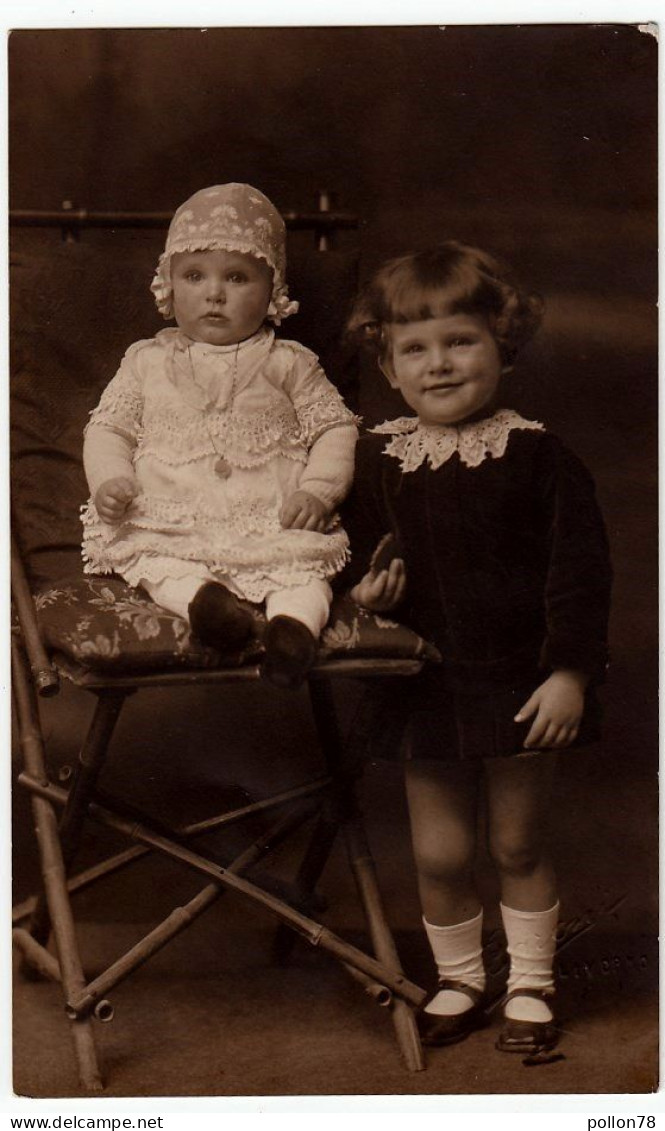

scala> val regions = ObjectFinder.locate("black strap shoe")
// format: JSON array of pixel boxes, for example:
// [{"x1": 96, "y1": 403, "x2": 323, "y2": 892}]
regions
[
  {"x1": 417, "y1": 979, "x2": 489, "y2": 1047},
  {"x1": 495, "y1": 987, "x2": 558, "y2": 1054}
]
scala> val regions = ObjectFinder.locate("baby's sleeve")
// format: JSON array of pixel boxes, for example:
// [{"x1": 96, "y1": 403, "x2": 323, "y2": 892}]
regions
[
  {"x1": 83, "y1": 342, "x2": 147, "y2": 497},
  {"x1": 299, "y1": 424, "x2": 358, "y2": 509},
  {"x1": 283, "y1": 344, "x2": 358, "y2": 448}
]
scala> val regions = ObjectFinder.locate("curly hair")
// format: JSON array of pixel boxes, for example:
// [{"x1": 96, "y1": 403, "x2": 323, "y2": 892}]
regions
[{"x1": 346, "y1": 241, "x2": 543, "y2": 365}]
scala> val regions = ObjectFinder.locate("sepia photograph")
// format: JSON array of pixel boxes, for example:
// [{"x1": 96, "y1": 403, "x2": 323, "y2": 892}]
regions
[{"x1": 8, "y1": 20, "x2": 658, "y2": 1102}]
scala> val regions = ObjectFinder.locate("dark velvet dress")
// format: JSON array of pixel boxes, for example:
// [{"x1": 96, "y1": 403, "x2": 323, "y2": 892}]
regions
[{"x1": 340, "y1": 409, "x2": 612, "y2": 762}]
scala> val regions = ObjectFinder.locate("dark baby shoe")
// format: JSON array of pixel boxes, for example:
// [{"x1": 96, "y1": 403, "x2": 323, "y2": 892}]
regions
[
  {"x1": 262, "y1": 615, "x2": 318, "y2": 690},
  {"x1": 188, "y1": 582, "x2": 256, "y2": 651},
  {"x1": 417, "y1": 979, "x2": 489, "y2": 1047}
]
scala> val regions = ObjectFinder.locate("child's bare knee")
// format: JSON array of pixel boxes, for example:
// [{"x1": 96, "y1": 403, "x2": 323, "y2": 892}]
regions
[
  {"x1": 413, "y1": 836, "x2": 475, "y2": 886},
  {"x1": 489, "y1": 836, "x2": 542, "y2": 878}
]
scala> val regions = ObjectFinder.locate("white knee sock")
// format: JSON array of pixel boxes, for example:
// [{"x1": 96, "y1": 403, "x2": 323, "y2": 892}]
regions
[
  {"x1": 423, "y1": 908, "x2": 485, "y2": 1016},
  {"x1": 501, "y1": 901, "x2": 559, "y2": 1022}
]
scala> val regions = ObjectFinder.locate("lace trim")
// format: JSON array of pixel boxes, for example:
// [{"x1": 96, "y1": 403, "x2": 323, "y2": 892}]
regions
[
  {"x1": 137, "y1": 402, "x2": 309, "y2": 466},
  {"x1": 85, "y1": 390, "x2": 144, "y2": 441},
  {"x1": 295, "y1": 390, "x2": 357, "y2": 446},
  {"x1": 371, "y1": 409, "x2": 544, "y2": 472},
  {"x1": 113, "y1": 555, "x2": 345, "y2": 604},
  {"x1": 82, "y1": 495, "x2": 345, "y2": 557},
  {"x1": 82, "y1": 508, "x2": 349, "y2": 596},
  {"x1": 135, "y1": 443, "x2": 306, "y2": 471}
]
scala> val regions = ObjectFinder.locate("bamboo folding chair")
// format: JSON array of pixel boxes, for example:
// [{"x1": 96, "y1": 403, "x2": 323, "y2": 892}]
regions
[{"x1": 11, "y1": 198, "x2": 433, "y2": 1091}]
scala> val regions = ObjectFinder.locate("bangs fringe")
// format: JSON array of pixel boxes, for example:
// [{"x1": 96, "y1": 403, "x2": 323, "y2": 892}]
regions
[{"x1": 346, "y1": 242, "x2": 543, "y2": 361}]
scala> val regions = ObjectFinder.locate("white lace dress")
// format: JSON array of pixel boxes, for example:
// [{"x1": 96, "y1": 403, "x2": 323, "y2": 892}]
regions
[{"x1": 82, "y1": 327, "x2": 357, "y2": 601}]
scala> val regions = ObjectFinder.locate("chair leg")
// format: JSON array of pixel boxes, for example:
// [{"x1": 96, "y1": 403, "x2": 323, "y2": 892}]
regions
[
  {"x1": 272, "y1": 809, "x2": 339, "y2": 964},
  {"x1": 12, "y1": 640, "x2": 104, "y2": 1090},
  {"x1": 343, "y1": 816, "x2": 425, "y2": 1072},
  {"x1": 27, "y1": 690, "x2": 127, "y2": 948},
  {"x1": 33, "y1": 793, "x2": 104, "y2": 1090},
  {"x1": 308, "y1": 676, "x2": 425, "y2": 1071}
]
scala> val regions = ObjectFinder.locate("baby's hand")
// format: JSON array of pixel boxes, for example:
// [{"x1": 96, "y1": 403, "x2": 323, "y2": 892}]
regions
[
  {"x1": 94, "y1": 477, "x2": 138, "y2": 523},
  {"x1": 516, "y1": 669, "x2": 589, "y2": 750},
  {"x1": 280, "y1": 490, "x2": 330, "y2": 532},
  {"x1": 350, "y1": 558, "x2": 406, "y2": 613}
]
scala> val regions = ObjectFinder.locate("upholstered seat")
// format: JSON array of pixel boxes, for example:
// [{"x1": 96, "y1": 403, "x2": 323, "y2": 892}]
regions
[{"x1": 31, "y1": 573, "x2": 435, "y2": 675}]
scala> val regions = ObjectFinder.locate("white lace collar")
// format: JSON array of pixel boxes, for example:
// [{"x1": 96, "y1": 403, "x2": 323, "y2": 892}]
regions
[{"x1": 371, "y1": 409, "x2": 544, "y2": 472}]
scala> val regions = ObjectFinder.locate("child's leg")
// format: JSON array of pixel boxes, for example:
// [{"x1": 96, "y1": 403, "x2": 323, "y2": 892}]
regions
[
  {"x1": 405, "y1": 759, "x2": 486, "y2": 1026},
  {"x1": 143, "y1": 571, "x2": 255, "y2": 650},
  {"x1": 264, "y1": 579, "x2": 332, "y2": 637},
  {"x1": 262, "y1": 580, "x2": 332, "y2": 689},
  {"x1": 143, "y1": 571, "x2": 216, "y2": 620},
  {"x1": 485, "y1": 754, "x2": 558, "y2": 1028}
]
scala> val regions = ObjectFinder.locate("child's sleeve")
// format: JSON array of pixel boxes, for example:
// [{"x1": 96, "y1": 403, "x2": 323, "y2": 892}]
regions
[
  {"x1": 336, "y1": 436, "x2": 392, "y2": 592},
  {"x1": 83, "y1": 343, "x2": 146, "y2": 497},
  {"x1": 538, "y1": 437, "x2": 613, "y2": 681}
]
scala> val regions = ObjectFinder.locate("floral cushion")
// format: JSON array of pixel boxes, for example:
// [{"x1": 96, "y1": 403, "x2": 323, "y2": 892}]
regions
[{"x1": 32, "y1": 574, "x2": 438, "y2": 675}]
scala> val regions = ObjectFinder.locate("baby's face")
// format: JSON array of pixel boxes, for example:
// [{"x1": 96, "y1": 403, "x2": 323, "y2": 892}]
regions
[
  {"x1": 170, "y1": 248, "x2": 273, "y2": 345},
  {"x1": 384, "y1": 312, "x2": 502, "y2": 427}
]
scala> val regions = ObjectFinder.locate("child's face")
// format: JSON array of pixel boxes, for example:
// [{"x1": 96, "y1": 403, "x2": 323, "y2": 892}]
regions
[
  {"x1": 384, "y1": 312, "x2": 502, "y2": 427},
  {"x1": 170, "y1": 249, "x2": 273, "y2": 345}
]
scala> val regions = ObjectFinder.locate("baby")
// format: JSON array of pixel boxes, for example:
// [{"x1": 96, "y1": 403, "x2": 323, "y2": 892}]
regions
[{"x1": 82, "y1": 183, "x2": 358, "y2": 688}]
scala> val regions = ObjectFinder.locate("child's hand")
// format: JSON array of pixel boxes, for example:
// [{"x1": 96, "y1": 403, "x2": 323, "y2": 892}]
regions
[
  {"x1": 94, "y1": 477, "x2": 138, "y2": 523},
  {"x1": 280, "y1": 490, "x2": 330, "y2": 532},
  {"x1": 350, "y1": 558, "x2": 406, "y2": 613},
  {"x1": 515, "y1": 669, "x2": 589, "y2": 750}
]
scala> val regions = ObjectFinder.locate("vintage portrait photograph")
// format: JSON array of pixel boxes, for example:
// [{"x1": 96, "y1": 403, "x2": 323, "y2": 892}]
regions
[{"x1": 8, "y1": 20, "x2": 658, "y2": 1103}]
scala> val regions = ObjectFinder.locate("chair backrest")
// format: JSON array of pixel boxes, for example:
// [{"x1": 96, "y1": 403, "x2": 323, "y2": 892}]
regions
[{"x1": 10, "y1": 228, "x2": 358, "y2": 584}]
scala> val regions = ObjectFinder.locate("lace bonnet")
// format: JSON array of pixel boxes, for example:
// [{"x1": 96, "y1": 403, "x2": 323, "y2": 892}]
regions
[{"x1": 150, "y1": 183, "x2": 299, "y2": 325}]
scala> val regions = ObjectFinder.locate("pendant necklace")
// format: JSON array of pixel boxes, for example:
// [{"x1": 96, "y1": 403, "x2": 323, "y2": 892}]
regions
[{"x1": 197, "y1": 342, "x2": 240, "y2": 480}]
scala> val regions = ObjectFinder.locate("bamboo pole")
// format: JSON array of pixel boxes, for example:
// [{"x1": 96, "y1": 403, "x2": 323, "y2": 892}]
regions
[
  {"x1": 12, "y1": 638, "x2": 103, "y2": 1089},
  {"x1": 10, "y1": 207, "x2": 358, "y2": 232},
  {"x1": 340, "y1": 962, "x2": 392, "y2": 1007},
  {"x1": 13, "y1": 847, "x2": 149, "y2": 925},
  {"x1": 31, "y1": 790, "x2": 103, "y2": 1088},
  {"x1": 344, "y1": 817, "x2": 426, "y2": 1071},
  {"x1": 272, "y1": 810, "x2": 339, "y2": 966},
  {"x1": 308, "y1": 675, "x2": 426, "y2": 1070},
  {"x1": 29, "y1": 689, "x2": 127, "y2": 949},
  {"x1": 65, "y1": 801, "x2": 317, "y2": 1017},
  {"x1": 58, "y1": 691, "x2": 127, "y2": 862},
  {"x1": 178, "y1": 775, "x2": 331, "y2": 837},
  {"x1": 12, "y1": 928, "x2": 61, "y2": 981},
  {"x1": 55, "y1": 656, "x2": 422, "y2": 692},
  {"x1": 20, "y1": 773, "x2": 425, "y2": 1007},
  {"x1": 13, "y1": 775, "x2": 330, "y2": 923}
]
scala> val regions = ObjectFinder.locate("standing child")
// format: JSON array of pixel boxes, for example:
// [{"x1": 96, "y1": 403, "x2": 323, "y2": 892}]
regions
[
  {"x1": 82, "y1": 183, "x2": 358, "y2": 689},
  {"x1": 343, "y1": 242, "x2": 611, "y2": 1054}
]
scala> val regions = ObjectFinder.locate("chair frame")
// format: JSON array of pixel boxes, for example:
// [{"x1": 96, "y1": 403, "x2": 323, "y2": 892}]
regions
[
  {"x1": 12, "y1": 195, "x2": 428, "y2": 1091},
  {"x1": 12, "y1": 536, "x2": 428, "y2": 1091}
]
